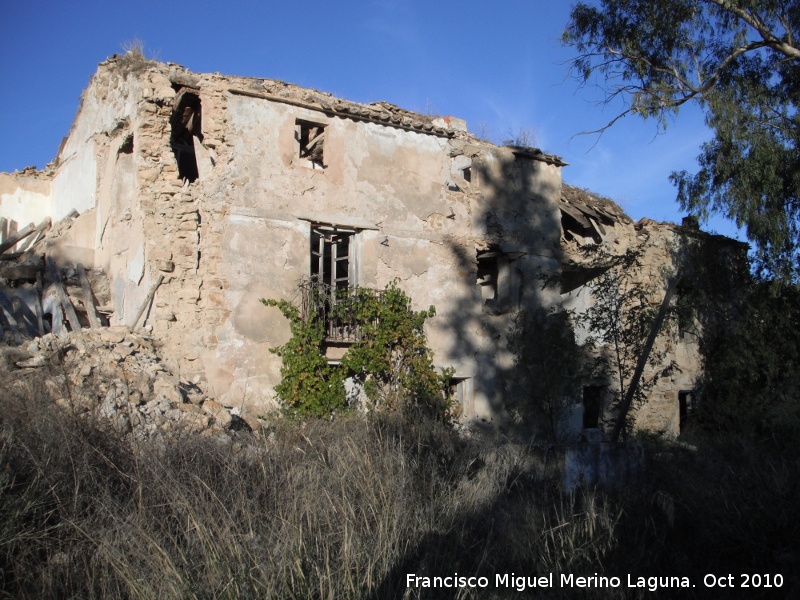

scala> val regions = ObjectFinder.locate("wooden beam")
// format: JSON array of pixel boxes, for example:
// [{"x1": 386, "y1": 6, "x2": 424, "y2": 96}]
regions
[
  {"x1": 559, "y1": 203, "x2": 592, "y2": 229},
  {"x1": 17, "y1": 217, "x2": 51, "y2": 253},
  {"x1": 0, "y1": 217, "x2": 50, "y2": 256},
  {"x1": 0, "y1": 222, "x2": 35, "y2": 254},
  {"x1": 33, "y1": 289, "x2": 44, "y2": 337},
  {"x1": 571, "y1": 198, "x2": 606, "y2": 223},
  {"x1": 587, "y1": 215, "x2": 607, "y2": 237},
  {"x1": 33, "y1": 272, "x2": 44, "y2": 336},
  {"x1": 305, "y1": 130, "x2": 325, "y2": 152},
  {"x1": 0, "y1": 265, "x2": 42, "y2": 280},
  {"x1": 77, "y1": 263, "x2": 101, "y2": 328},
  {"x1": 0, "y1": 291, "x2": 22, "y2": 345},
  {"x1": 46, "y1": 256, "x2": 82, "y2": 333},
  {"x1": 131, "y1": 274, "x2": 164, "y2": 328}
]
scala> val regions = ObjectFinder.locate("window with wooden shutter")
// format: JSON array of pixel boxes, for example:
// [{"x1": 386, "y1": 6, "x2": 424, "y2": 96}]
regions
[{"x1": 310, "y1": 225, "x2": 355, "y2": 289}]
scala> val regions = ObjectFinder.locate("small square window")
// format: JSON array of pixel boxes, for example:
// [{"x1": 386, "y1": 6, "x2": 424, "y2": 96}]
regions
[
  {"x1": 476, "y1": 246, "x2": 523, "y2": 314},
  {"x1": 296, "y1": 119, "x2": 326, "y2": 169},
  {"x1": 679, "y1": 390, "x2": 696, "y2": 430},
  {"x1": 449, "y1": 377, "x2": 474, "y2": 413}
]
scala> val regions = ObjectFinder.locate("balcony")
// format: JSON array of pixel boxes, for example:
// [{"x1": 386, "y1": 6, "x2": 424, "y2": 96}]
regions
[{"x1": 298, "y1": 278, "x2": 382, "y2": 343}]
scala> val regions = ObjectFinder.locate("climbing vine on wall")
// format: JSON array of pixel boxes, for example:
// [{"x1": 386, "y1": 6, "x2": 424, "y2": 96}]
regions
[
  {"x1": 260, "y1": 298, "x2": 346, "y2": 418},
  {"x1": 262, "y1": 280, "x2": 456, "y2": 421}
]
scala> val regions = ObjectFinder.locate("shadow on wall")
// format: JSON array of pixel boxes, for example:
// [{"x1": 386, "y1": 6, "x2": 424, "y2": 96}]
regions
[{"x1": 438, "y1": 147, "x2": 567, "y2": 433}]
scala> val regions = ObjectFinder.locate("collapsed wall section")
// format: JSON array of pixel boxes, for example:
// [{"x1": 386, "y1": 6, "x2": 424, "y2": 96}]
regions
[
  {"x1": 556, "y1": 185, "x2": 719, "y2": 438},
  {"x1": 120, "y1": 71, "x2": 230, "y2": 385},
  {"x1": 0, "y1": 58, "x2": 233, "y2": 393}
]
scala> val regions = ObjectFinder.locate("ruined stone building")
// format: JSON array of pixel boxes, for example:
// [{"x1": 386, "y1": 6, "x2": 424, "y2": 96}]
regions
[{"x1": 0, "y1": 54, "x2": 740, "y2": 439}]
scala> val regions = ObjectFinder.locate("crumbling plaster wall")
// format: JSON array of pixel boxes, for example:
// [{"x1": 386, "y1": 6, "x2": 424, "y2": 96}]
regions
[
  {"x1": 624, "y1": 223, "x2": 701, "y2": 436},
  {"x1": 204, "y1": 91, "x2": 565, "y2": 415},
  {"x1": 447, "y1": 150, "x2": 565, "y2": 421},
  {"x1": 0, "y1": 172, "x2": 52, "y2": 232},
  {"x1": 559, "y1": 213, "x2": 703, "y2": 438},
  {"x1": 53, "y1": 64, "x2": 143, "y2": 224},
  {"x1": 69, "y1": 63, "x2": 156, "y2": 331},
  {"x1": 0, "y1": 57, "x2": 707, "y2": 436},
  {"x1": 0, "y1": 59, "x2": 227, "y2": 387},
  {"x1": 0, "y1": 59, "x2": 570, "y2": 422}
]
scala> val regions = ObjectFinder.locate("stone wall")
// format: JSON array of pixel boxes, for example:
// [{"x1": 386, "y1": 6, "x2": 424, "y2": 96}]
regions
[
  {"x1": 558, "y1": 187, "x2": 708, "y2": 438},
  {"x1": 0, "y1": 54, "x2": 735, "y2": 439}
]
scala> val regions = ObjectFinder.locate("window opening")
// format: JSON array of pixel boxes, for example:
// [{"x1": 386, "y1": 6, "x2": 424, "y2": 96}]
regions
[
  {"x1": 559, "y1": 265, "x2": 610, "y2": 295},
  {"x1": 450, "y1": 155, "x2": 472, "y2": 188},
  {"x1": 307, "y1": 225, "x2": 361, "y2": 343},
  {"x1": 476, "y1": 247, "x2": 499, "y2": 302},
  {"x1": 170, "y1": 90, "x2": 202, "y2": 182},
  {"x1": 449, "y1": 377, "x2": 473, "y2": 411},
  {"x1": 679, "y1": 390, "x2": 696, "y2": 430},
  {"x1": 476, "y1": 245, "x2": 523, "y2": 314},
  {"x1": 311, "y1": 226, "x2": 354, "y2": 290},
  {"x1": 297, "y1": 119, "x2": 326, "y2": 168},
  {"x1": 582, "y1": 385, "x2": 604, "y2": 429}
]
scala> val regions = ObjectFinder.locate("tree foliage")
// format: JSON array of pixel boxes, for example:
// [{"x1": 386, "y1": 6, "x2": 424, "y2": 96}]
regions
[
  {"x1": 262, "y1": 281, "x2": 455, "y2": 421},
  {"x1": 564, "y1": 0, "x2": 800, "y2": 280},
  {"x1": 678, "y1": 235, "x2": 800, "y2": 445},
  {"x1": 697, "y1": 285, "x2": 800, "y2": 443}
]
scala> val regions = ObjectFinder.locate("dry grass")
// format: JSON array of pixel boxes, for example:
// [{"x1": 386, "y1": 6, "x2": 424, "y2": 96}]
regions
[
  {"x1": 115, "y1": 39, "x2": 156, "y2": 76},
  {"x1": 1, "y1": 377, "x2": 797, "y2": 599}
]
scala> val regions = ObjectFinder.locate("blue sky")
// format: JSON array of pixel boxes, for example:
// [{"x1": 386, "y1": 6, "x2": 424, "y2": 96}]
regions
[{"x1": 0, "y1": 0, "x2": 743, "y2": 239}]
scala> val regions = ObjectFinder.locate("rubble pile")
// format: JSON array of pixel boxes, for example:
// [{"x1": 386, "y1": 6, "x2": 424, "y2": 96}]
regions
[
  {"x1": 0, "y1": 209, "x2": 261, "y2": 440},
  {"x1": 1, "y1": 324, "x2": 262, "y2": 441}
]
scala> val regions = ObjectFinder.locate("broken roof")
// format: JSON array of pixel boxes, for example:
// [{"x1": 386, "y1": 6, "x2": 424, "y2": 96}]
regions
[
  {"x1": 560, "y1": 184, "x2": 632, "y2": 227},
  {"x1": 105, "y1": 55, "x2": 569, "y2": 167},
  {"x1": 559, "y1": 183, "x2": 748, "y2": 250}
]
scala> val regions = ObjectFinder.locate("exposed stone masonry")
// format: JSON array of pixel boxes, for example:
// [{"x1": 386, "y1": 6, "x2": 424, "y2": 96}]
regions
[{"x1": 0, "y1": 53, "x2": 747, "y2": 439}]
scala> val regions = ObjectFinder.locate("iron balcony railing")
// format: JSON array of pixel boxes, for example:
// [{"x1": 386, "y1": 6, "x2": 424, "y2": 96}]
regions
[{"x1": 298, "y1": 278, "x2": 382, "y2": 343}]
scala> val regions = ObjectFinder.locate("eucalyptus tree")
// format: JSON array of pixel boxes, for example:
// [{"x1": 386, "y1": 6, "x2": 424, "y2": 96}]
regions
[{"x1": 564, "y1": 0, "x2": 800, "y2": 280}]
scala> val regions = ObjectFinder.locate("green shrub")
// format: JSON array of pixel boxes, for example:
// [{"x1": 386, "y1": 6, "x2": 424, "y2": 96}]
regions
[
  {"x1": 263, "y1": 280, "x2": 455, "y2": 421},
  {"x1": 260, "y1": 298, "x2": 346, "y2": 417}
]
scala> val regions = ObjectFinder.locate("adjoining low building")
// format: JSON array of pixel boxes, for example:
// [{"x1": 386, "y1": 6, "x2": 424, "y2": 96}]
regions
[{"x1": 0, "y1": 53, "x2": 744, "y2": 439}]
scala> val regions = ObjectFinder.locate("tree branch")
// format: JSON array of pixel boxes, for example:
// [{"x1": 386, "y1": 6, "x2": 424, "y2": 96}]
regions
[{"x1": 705, "y1": 0, "x2": 800, "y2": 59}]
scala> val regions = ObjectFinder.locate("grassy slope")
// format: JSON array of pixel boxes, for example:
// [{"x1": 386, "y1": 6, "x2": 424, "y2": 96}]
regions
[{"x1": 0, "y1": 380, "x2": 798, "y2": 599}]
